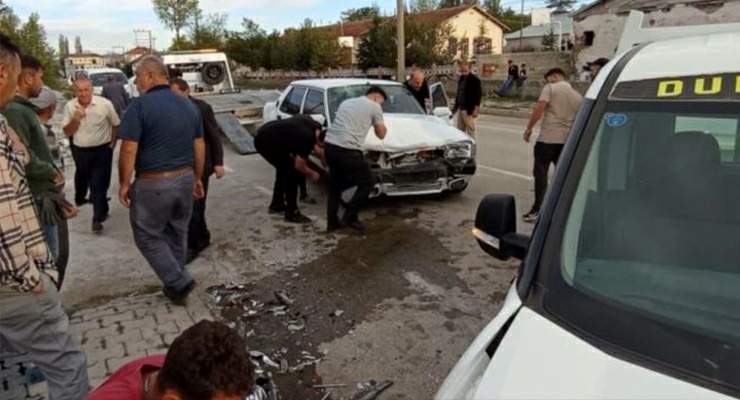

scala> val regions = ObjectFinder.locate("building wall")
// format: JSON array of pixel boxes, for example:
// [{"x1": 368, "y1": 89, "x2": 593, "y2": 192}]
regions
[
  {"x1": 574, "y1": 1, "x2": 740, "y2": 68},
  {"x1": 446, "y1": 8, "x2": 505, "y2": 59},
  {"x1": 504, "y1": 33, "x2": 573, "y2": 52},
  {"x1": 68, "y1": 56, "x2": 105, "y2": 69}
]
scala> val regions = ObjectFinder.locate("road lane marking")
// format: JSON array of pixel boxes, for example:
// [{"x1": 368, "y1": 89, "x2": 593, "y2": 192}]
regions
[
  {"x1": 478, "y1": 164, "x2": 533, "y2": 181},
  {"x1": 254, "y1": 185, "x2": 273, "y2": 196}
]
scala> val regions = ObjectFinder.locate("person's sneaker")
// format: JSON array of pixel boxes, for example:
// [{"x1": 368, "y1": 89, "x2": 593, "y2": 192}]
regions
[
  {"x1": 268, "y1": 205, "x2": 286, "y2": 214},
  {"x1": 164, "y1": 280, "x2": 196, "y2": 306},
  {"x1": 285, "y1": 212, "x2": 312, "y2": 224},
  {"x1": 92, "y1": 221, "x2": 103, "y2": 233},
  {"x1": 523, "y1": 211, "x2": 539, "y2": 223}
]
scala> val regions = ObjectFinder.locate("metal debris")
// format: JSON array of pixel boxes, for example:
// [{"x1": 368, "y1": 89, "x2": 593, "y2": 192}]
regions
[
  {"x1": 314, "y1": 384, "x2": 348, "y2": 389},
  {"x1": 330, "y1": 309, "x2": 344, "y2": 318},
  {"x1": 351, "y1": 380, "x2": 394, "y2": 400},
  {"x1": 287, "y1": 319, "x2": 305, "y2": 332},
  {"x1": 274, "y1": 290, "x2": 294, "y2": 306}
]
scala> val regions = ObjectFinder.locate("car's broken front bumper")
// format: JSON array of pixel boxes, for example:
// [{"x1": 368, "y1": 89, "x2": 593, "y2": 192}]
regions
[{"x1": 370, "y1": 158, "x2": 476, "y2": 197}]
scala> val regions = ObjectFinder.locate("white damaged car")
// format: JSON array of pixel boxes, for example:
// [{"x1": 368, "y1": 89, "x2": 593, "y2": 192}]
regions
[{"x1": 263, "y1": 79, "x2": 476, "y2": 196}]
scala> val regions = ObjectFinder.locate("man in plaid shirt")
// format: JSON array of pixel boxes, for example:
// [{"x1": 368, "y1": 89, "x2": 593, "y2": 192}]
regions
[{"x1": 0, "y1": 35, "x2": 89, "y2": 399}]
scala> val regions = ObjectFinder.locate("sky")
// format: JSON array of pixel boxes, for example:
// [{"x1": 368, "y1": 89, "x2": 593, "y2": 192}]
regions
[{"x1": 10, "y1": 0, "x2": 556, "y2": 54}]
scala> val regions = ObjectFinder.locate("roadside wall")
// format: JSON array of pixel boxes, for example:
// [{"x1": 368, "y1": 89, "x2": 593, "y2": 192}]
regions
[{"x1": 475, "y1": 51, "x2": 574, "y2": 80}]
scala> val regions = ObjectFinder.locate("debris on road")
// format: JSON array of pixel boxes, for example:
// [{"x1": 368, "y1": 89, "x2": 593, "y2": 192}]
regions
[{"x1": 351, "y1": 380, "x2": 394, "y2": 400}]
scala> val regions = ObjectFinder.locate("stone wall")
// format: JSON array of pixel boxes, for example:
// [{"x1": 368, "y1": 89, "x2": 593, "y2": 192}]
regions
[
  {"x1": 475, "y1": 51, "x2": 574, "y2": 81},
  {"x1": 573, "y1": 1, "x2": 740, "y2": 69}
]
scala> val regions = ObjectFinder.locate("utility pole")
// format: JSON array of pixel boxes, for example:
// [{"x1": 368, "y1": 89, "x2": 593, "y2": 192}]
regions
[
  {"x1": 519, "y1": 0, "x2": 524, "y2": 50},
  {"x1": 397, "y1": 0, "x2": 405, "y2": 82}
]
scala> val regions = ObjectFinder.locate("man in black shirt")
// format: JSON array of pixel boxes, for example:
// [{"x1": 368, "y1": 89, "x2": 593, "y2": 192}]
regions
[
  {"x1": 403, "y1": 68, "x2": 430, "y2": 112},
  {"x1": 255, "y1": 116, "x2": 324, "y2": 223},
  {"x1": 170, "y1": 78, "x2": 225, "y2": 261},
  {"x1": 452, "y1": 61, "x2": 482, "y2": 139}
]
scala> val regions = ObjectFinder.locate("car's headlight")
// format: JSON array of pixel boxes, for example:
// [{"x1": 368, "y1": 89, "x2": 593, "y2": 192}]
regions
[{"x1": 445, "y1": 142, "x2": 475, "y2": 159}]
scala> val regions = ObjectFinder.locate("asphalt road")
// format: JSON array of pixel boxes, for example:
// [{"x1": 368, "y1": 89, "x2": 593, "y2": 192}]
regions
[{"x1": 61, "y1": 114, "x2": 538, "y2": 399}]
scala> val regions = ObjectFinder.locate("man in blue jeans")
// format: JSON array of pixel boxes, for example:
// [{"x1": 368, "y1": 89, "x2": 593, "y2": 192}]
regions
[{"x1": 118, "y1": 56, "x2": 205, "y2": 305}]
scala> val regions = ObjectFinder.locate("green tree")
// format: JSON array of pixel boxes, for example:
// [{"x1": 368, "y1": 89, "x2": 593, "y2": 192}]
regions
[
  {"x1": 0, "y1": 7, "x2": 61, "y2": 89},
  {"x1": 223, "y1": 18, "x2": 267, "y2": 69},
  {"x1": 545, "y1": 0, "x2": 577, "y2": 10},
  {"x1": 405, "y1": 19, "x2": 453, "y2": 67},
  {"x1": 541, "y1": 28, "x2": 556, "y2": 51},
  {"x1": 482, "y1": 0, "x2": 502, "y2": 16},
  {"x1": 341, "y1": 5, "x2": 380, "y2": 21},
  {"x1": 152, "y1": 0, "x2": 199, "y2": 41},
  {"x1": 356, "y1": 16, "x2": 395, "y2": 71},
  {"x1": 191, "y1": 12, "x2": 227, "y2": 49},
  {"x1": 411, "y1": 0, "x2": 438, "y2": 12},
  {"x1": 497, "y1": 8, "x2": 530, "y2": 31}
]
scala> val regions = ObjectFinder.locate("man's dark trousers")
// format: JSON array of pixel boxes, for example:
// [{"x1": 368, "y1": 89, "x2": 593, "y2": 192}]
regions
[
  {"x1": 532, "y1": 142, "x2": 564, "y2": 212},
  {"x1": 130, "y1": 172, "x2": 195, "y2": 294},
  {"x1": 325, "y1": 143, "x2": 373, "y2": 227},
  {"x1": 256, "y1": 144, "x2": 301, "y2": 215},
  {"x1": 74, "y1": 143, "x2": 112, "y2": 223},
  {"x1": 188, "y1": 168, "x2": 211, "y2": 251},
  {"x1": 70, "y1": 144, "x2": 89, "y2": 204}
]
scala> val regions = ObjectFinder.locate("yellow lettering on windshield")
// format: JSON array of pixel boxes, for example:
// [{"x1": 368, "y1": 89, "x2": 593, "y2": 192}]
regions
[
  {"x1": 657, "y1": 80, "x2": 683, "y2": 97},
  {"x1": 736, "y1": 76, "x2": 740, "y2": 94},
  {"x1": 694, "y1": 77, "x2": 722, "y2": 95}
]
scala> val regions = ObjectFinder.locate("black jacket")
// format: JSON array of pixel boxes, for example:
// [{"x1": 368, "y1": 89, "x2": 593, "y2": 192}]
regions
[
  {"x1": 101, "y1": 82, "x2": 130, "y2": 118},
  {"x1": 454, "y1": 74, "x2": 482, "y2": 114},
  {"x1": 404, "y1": 80, "x2": 430, "y2": 112},
  {"x1": 190, "y1": 97, "x2": 225, "y2": 172}
]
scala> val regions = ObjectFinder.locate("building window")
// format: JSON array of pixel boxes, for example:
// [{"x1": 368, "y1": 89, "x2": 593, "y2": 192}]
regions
[
  {"x1": 474, "y1": 37, "x2": 493, "y2": 55},
  {"x1": 584, "y1": 31, "x2": 595, "y2": 46},
  {"x1": 460, "y1": 38, "x2": 470, "y2": 59},
  {"x1": 448, "y1": 38, "x2": 458, "y2": 56}
]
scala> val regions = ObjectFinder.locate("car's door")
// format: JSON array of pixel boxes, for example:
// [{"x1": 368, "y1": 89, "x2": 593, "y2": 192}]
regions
[
  {"x1": 301, "y1": 88, "x2": 328, "y2": 126},
  {"x1": 277, "y1": 86, "x2": 307, "y2": 120},
  {"x1": 429, "y1": 82, "x2": 453, "y2": 122}
]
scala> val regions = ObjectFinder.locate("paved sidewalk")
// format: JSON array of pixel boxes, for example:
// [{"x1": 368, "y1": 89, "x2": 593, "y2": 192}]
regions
[{"x1": 1, "y1": 292, "x2": 214, "y2": 400}]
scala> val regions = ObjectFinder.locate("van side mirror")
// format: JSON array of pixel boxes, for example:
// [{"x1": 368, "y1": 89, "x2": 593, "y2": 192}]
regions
[{"x1": 473, "y1": 194, "x2": 530, "y2": 261}]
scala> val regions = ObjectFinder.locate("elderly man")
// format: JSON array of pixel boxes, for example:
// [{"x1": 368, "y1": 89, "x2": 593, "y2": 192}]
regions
[
  {"x1": 452, "y1": 61, "x2": 482, "y2": 140},
  {"x1": 0, "y1": 34, "x2": 89, "y2": 400},
  {"x1": 2, "y1": 54, "x2": 64, "y2": 258},
  {"x1": 63, "y1": 76, "x2": 120, "y2": 233},
  {"x1": 169, "y1": 78, "x2": 225, "y2": 262},
  {"x1": 404, "y1": 67, "x2": 430, "y2": 112},
  {"x1": 118, "y1": 56, "x2": 205, "y2": 305},
  {"x1": 30, "y1": 87, "x2": 76, "y2": 288}
]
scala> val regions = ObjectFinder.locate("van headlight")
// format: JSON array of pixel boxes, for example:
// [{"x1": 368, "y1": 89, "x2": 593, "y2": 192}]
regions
[{"x1": 445, "y1": 142, "x2": 475, "y2": 159}]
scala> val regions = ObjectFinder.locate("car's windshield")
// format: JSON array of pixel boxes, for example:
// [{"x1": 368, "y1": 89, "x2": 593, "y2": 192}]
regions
[
  {"x1": 90, "y1": 72, "x2": 127, "y2": 87},
  {"x1": 549, "y1": 100, "x2": 740, "y2": 393},
  {"x1": 328, "y1": 84, "x2": 424, "y2": 122}
]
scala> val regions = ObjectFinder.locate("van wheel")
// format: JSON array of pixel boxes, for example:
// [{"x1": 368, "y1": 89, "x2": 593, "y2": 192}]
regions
[{"x1": 202, "y1": 63, "x2": 226, "y2": 85}]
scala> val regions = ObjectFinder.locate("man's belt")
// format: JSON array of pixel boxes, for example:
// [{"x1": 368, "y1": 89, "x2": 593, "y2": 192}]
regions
[{"x1": 138, "y1": 166, "x2": 192, "y2": 179}]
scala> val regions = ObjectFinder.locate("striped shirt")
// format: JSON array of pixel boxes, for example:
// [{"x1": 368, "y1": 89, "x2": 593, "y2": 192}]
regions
[{"x1": 0, "y1": 115, "x2": 57, "y2": 292}]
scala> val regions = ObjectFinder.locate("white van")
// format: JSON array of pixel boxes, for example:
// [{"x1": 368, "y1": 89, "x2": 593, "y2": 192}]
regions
[
  {"x1": 162, "y1": 50, "x2": 235, "y2": 94},
  {"x1": 74, "y1": 68, "x2": 133, "y2": 97},
  {"x1": 436, "y1": 12, "x2": 740, "y2": 400}
]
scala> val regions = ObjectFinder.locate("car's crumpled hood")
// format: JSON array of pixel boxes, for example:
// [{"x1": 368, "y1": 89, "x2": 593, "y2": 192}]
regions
[
  {"x1": 363, "y1": 113, "x2": 472, "y2": 154},
  {"x1": 472, "y1": 307, "x2": 732, "y2": 400}
]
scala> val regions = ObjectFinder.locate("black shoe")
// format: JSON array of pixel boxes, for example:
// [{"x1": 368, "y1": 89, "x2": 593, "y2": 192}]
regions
[
  {"x1": 344, "y1": 219, "x2": 366, "y2": 233},
  {"x1": 99, "y1": 213, "x2": 109, "y2": 223},
  {"x1": 92, "y1": 221, "x2": 103, "y2": 233},
  {"x1": 75, "y1": 198, "x2": 89, "y2": 207},
  {"x1": 523, "y1": 211, "x2": 539, "y2": 223},
  {"x1": 285, "y1": 212, "x2": 312, "y2": 224},
  {"x1": 164, "y1": 280, "x2": 196, "y2": 306},
  {"x1": 300, "y1": 196, "x2": 318, "y2": 205},
  {"x1": 269, "y1": 205, "x2": 287, "y2": 214}
]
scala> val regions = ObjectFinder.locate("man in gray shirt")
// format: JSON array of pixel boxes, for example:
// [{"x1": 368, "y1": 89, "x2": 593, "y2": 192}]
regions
[{"x1": 325, "y1": 86, "x2": 387, "y2": 232}]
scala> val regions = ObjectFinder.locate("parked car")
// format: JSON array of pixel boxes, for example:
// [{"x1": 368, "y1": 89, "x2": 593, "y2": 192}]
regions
[
  {"x1": 72, "y1": 68, "x2": 134, "y2": 98},
  {"x1": 263, "y1": 79, "x2": 475, "y2": 197},
  {"x1": 436, "y1": 12, "x2": 740, "y2": 400}
]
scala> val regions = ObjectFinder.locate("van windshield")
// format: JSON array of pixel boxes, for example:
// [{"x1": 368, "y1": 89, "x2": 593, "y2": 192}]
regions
[
  {"x1": 90, "y1": 72, "x2": 127, "y2": 87},
  {"x1": 548, "y1": 100, "x2": 740, "y2": 393}
]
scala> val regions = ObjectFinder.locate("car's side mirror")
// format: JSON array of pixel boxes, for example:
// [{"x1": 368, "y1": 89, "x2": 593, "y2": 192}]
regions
[
  {"x1": 473, "y1": 194, "x2": 530, "y2": 261},
  {"x1": 433, "y1": 106, "x2": 452, "y2": 119}
]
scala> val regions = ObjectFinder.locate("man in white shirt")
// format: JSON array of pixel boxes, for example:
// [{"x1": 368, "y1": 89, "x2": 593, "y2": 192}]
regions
[{"x1": 62, "y1": 76, "x2": 120, "y2": 233}]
